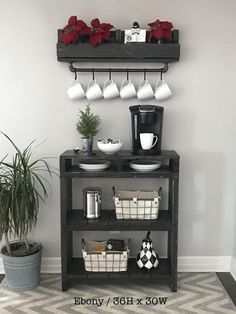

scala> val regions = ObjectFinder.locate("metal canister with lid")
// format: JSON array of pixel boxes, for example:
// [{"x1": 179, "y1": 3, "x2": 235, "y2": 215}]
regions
[{"x1": 83, "y1": 187, "x2": 102, "y2": 219}]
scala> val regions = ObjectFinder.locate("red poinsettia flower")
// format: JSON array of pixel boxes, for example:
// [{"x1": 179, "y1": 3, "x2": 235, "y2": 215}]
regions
[
  {"x1": 148, "y1": 19, "x2": 173, "y2": 42},
  {"x1": 61, "y1": 16, "x2": 91, "y2": 45},
  {"x1": 89, "y1": 18, "x2": 113, "y2": 46}
]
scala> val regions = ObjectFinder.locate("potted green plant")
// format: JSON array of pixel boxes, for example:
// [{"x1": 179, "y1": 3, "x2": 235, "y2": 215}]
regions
[
  {"x1": 76, "y1": 104, "x2": 100, "y2": 153},
  {"x1": 0, "y1": 133, "x2": 53, "y2": 292}
]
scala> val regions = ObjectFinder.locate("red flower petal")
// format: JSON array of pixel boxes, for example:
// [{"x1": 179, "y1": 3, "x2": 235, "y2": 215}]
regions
[
  {"x1": 62, "y1": 24, "x2": 69, "y2": 32},
  {"x1": 91, "y1": 18, "x2": 100, "y2": 28},
  {"x1": 163, "y1": 30, "x2": 172, "y2": 40},
  {"x1": 153, "y1": 28, "x2": 164, "y2": 39},
  {"x1": 160, "y1": 21, "x2": 173, "y2": 30},
  {"x1": 148, "y1": 19, "x2": 160, "y2": 27},
  {"x1": 61, "y1": 29, "x2": 80, "y2": 45},
  {"x1": 102, "y1": 30, "x2": 111, "y2": 41},
  {"x1": 68, "y1": 16, "x2": 77, "y2": 26},
  {"x1": 100, "y1": 23, "x2": 113, "y2": 31},
  {"x1": 61, "y1": 32, "x2": 70, "y2": 45},
  {"x1": 71, "y1": 32, "x2": 80, "y2": 43},
  {"x1": 61, "y1": 32, "x2": 73, "y2": 45},
  {"x1": 97, "y1": 27, "x2": 105, "y2": 33},
  {"x1": 80, "y1": 26, "x2": 92, "y2": 35},
  {"x1": 90, "y1": 33, "x2": 103, "y2": 46},
  {"x1": 76, "y1": 20, "x2": 87, "y2": 30}
]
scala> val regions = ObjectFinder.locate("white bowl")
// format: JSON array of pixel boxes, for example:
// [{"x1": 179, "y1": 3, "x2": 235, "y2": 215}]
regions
[
  {"x1": 79, "y1": 160, "x2": 111, "y2": 171},
  {"x1": 97, "y1": 140, "x2": 123, "y2": 154},
  {"x1": 129, "y1": 160, "x2": 161, "y2": 172}
]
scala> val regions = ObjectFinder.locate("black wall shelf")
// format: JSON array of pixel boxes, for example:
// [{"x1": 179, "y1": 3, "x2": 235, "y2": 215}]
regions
[{"x1": 57, "y1": 30, "x2": 180, "y2": 64}]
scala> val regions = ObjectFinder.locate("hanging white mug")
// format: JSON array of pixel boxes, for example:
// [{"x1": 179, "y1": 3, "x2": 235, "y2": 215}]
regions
[
  {"x1": 86, "y1": 79, "x2": 103, "y2": 101},
  {"x1": 120, "y1": 79, "x2": 136, "y2": 99},
  {"x1": 154, "y1": 80, "x2": 172, "y2": 101},
  {"x1": 67, "y1": 78, "x2": 85, "y2": 100},
  {"x1": 137, "y1": 79, "x2": 154, "y2": 100},
  {"x1": 103, "y1": 79, "x2": 119, "y2": 99}
]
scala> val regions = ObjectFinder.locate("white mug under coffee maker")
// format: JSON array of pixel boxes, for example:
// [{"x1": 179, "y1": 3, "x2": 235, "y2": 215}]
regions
[{"x1": 140, "y1": 133, "x2": 158, "y2": 150}]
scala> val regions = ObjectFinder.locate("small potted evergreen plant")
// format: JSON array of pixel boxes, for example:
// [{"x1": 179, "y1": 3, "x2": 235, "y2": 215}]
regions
[
  {"x1": 76, "y1": 104, "x2": 100, "y2": 153},
  {"x1": 0, "y1": 133, "x2": 53, "y2": 291}
]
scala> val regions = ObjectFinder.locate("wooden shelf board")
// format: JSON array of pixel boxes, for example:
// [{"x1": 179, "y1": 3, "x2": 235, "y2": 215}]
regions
[
  {"x1": 57, "y1": 41, "x2": 180, "y2": 63},
  {"x1": 68, "y1": 258, "x2": 171, "y2": 280},
  {"x1": 61, "y1": 150, "x2": 180, "y2": 160},
  {"x1": 61, "y1": 166, "x2": 178, "y2": 178},
  {"x1": 65, "y1": 210, "x2": 172, "y2": 231}
]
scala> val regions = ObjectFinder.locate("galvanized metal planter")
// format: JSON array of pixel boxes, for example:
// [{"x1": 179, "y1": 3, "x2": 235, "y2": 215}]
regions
[
  {"x1": 81, "y1": 137, "x2": 93, "y2": 153},
  {"x1": 1, "y1": 242, "x2": 42, "y2": 292}
]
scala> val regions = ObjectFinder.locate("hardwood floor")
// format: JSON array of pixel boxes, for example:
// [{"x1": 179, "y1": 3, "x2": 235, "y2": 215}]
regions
[{"x1": 0, "y1": 273, "x2": 235, "y2": 306}]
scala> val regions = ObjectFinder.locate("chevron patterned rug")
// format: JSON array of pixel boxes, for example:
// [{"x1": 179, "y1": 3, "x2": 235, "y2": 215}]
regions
[{"x1": 0, "y1": 273, "x2": 235, "y2": 314}]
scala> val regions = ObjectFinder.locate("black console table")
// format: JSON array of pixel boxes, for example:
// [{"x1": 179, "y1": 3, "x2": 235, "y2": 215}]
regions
[{"x1": 60, "y1": 150, "x2": 179, "y2": 291}]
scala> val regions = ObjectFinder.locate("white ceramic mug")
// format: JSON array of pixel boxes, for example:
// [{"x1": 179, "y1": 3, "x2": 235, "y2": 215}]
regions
[
  {"x1": 137, "y1": 79, "x2": 154, "y2": 100},
  {"x1": 154, "y1": 80, "x2": 172, "y2": 101},
  {"x1": 103, "y1": 79, "x2": 120, "y2": 99},
  {"x1": 140, "y1": 133, "x2": 158, "y2": 150},
  {"x1": 86, "y1": 79, "x2": 103, "y2": 101},
  {"x1": 67, "y1": 79, "x2": 85, "y2": 100},
  {"x1": 120, "y1": 79, "x2": 136, "y2": 99}
]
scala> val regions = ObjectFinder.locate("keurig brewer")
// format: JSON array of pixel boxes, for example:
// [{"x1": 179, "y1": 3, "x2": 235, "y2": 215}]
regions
[{"x1": 129, "y1": 105, "x2": 164, "y2": 155}]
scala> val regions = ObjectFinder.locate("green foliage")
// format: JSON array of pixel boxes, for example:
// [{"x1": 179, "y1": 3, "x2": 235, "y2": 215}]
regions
[
  {"x1": 76, "y1": 105, "x2": 100, "y2": 138},
  {"x1": 0, "y1": 133, "x2": 52, "y2": 255}
]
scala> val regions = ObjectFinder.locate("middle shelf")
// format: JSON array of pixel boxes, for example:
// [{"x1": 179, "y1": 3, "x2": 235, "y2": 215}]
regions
[{"x1": 64, "y1": 209, "x2": 172, "y2": 231}]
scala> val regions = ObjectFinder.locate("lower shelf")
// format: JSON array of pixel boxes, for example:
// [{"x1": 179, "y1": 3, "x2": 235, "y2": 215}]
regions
[{"x1": 68, "y1": 257, "x2": 171, "y2": 280}]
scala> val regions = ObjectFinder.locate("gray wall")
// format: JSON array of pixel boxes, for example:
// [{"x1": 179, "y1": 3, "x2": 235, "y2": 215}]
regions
[{"x1": 0, "y1": 0, "x2": 236, "y2": 258}]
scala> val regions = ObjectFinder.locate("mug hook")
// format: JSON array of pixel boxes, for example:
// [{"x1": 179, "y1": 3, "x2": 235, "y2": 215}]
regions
[
  {"x1": 144, "y1": 69, "x2": 147, "y2": 80},
  {"x1": 92, "y1": 68, "x2": 95, "y2": 80},
  {"x1": 127, "y1": 69, "x2": 129, "y2": 80},
  {"x1": 109, "y1": 68, "x2": 112, "y2": 80},
  {"x1": 74, "y1": 70, "x2": 77, "y2": 81},
  {"x1": 160, "y1": 69, "x2": 163, "y2": 81}
]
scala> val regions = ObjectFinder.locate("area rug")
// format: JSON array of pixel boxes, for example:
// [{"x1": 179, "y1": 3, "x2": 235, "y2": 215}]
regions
[{"x1": 0, "y1": 273, "x2": 235, "y2": 314}]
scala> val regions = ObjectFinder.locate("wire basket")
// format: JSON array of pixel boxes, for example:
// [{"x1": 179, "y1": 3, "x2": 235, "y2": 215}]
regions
[
  {"x1": 82, "y1": 239, "x2": 130, "y2": 272},
  {"x1": 113, "y1": 187, "x2": 162, "y2": 220}
]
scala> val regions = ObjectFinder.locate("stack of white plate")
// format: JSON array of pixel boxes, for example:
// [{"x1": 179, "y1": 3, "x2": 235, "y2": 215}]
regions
[
  {"x1": 79, "y1": 160, "x2": 111, "y2": 172},
  {"x1": 129, "y1": 160, "x2": 161, "y2": 172}
]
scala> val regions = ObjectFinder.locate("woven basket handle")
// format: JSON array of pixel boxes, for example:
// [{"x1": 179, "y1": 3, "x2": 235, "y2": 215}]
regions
[
  {"x1": 81, "y1": 238, "x2": 86, "y2": 250},
  {"x1": 128, "y1": 238, "x2": 131, "y2": 250},
  {"x1": 158, "y1": 187, "x2": 162, "y2": 199}
]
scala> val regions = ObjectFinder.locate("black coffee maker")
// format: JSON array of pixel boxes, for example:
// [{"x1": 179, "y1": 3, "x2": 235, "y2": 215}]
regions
[{"x1": 129, "y1": 105, "x2": 164, "y2": 155}]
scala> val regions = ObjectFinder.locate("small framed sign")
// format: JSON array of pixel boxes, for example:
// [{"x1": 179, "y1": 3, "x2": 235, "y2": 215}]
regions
[{"x1": 124, "y1": 22, "x2": 146, "y2": 43}]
